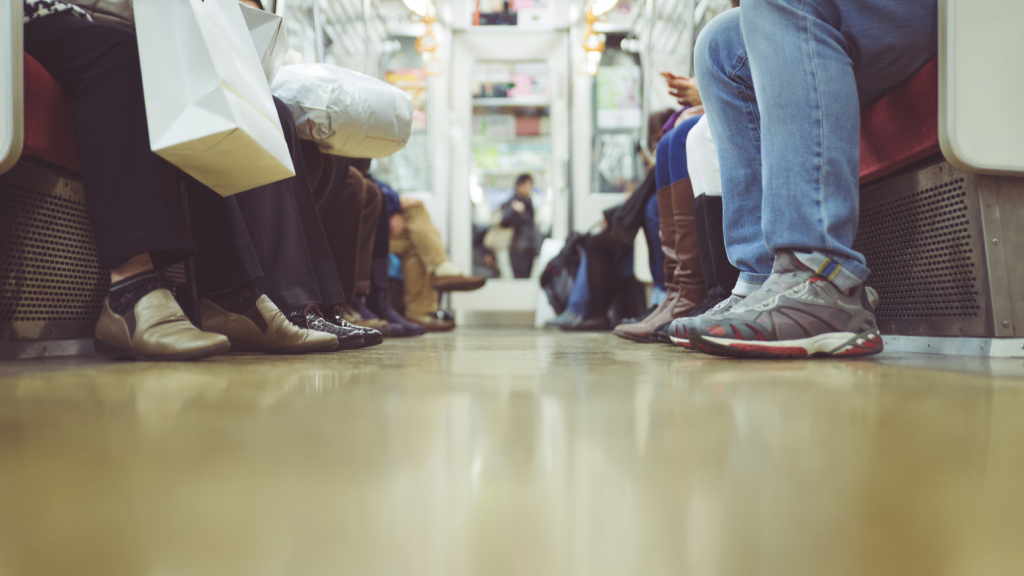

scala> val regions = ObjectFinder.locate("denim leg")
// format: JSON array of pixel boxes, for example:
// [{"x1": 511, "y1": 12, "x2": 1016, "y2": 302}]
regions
[
  {"x1": 644, "y1": 193, "x2": 665, "y2": 291},
  {"x1": 566, "y1": 254, "x2": 590, "y2": 316},
  {"x1": 694, "y1": 9, "x2": 772, "y2": 294},
  {"x1": 655, "y1": 132, "x2": 672, "y2": 191}
]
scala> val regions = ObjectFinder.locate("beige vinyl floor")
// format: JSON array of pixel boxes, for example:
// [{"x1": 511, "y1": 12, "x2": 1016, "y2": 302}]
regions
[{"x1": 1, "y1": 329, "x2": 1023, "y2": 576}]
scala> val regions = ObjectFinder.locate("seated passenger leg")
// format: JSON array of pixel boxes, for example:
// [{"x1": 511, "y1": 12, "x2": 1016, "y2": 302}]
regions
[{"x1": 24, "y1": 13, "x2": 229, "y2": 360}]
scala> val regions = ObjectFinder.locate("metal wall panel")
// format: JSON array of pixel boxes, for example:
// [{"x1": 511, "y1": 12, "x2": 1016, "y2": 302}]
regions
[
  {"x1": 854, "y1": 160, "x2": 1022, "y2": 337},
  {"x1": 0, "y1": 161, "x2": 106, "y2": 340}
]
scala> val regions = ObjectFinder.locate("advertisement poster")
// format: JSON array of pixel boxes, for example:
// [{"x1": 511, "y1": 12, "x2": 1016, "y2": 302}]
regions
[
  {"x1": 385, "y1": 68, "x2": 427, "y2": 131},
  {"x1": 596, "y1": 66, "x2": 642, "y2": 129}
]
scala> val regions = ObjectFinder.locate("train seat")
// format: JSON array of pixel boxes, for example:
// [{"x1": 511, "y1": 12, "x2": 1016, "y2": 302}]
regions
[
  {"x1": 859, "y1": 57, "x2": 940, "y2": 184},
  {"x1": 22, "y1": 54, "x2": 80, "y2": 173}
]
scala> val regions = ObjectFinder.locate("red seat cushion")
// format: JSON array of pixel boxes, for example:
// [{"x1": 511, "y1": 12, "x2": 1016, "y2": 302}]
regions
[
  {"x1": 23, "y1": 54, "x2": 81, "y2": 173},
  {"x1": 859, "y1": 57, "x2": 940, "y2": 183}
]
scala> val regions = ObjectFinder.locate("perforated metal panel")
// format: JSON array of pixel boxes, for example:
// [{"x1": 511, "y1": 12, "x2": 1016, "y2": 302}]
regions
[
  {"x1": 1, "y1": 161, "x2": 108, "y2": 340},
  {"x1": 855, "y1": 161, "x2": 994, "y2": 336}
]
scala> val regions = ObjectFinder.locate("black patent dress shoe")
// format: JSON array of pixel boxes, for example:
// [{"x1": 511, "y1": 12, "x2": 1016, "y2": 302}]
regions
[
  {"x1": 559, "y1": 315, "x2": 611, "y2": 332},
  {"x1": 288, "y1": 302, "x2": 365, "y2": 350},
  {"x1": 328, "y1": 309, "x2": 384, "y2": 347}
]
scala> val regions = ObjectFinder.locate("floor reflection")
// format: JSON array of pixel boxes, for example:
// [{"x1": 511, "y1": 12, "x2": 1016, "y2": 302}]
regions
[{"x1": 0, "y1": 330, "x2": 1022, "y2": 576}]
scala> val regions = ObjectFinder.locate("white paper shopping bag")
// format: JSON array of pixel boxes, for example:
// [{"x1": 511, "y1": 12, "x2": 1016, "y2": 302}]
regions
[
  {"x1": 134, "y1": 0, "x2": 295, "y2": 196},
  {"x1": 238, "y1": 3, "x2": 290, "y2": 83}
]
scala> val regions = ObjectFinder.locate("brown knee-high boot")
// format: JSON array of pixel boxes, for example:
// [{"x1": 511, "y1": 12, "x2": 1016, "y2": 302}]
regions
[
  {"x1": 612, "y1": 184, "x2": 682, "y2": 342},
  {"x1": 668, "y1": 178, "x2": 707, "y2": 317}
]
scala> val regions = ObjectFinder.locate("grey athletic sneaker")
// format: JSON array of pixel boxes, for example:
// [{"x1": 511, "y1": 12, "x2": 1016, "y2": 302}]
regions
[
  {"x1": 688, "y1": 253, "x2": 882, "y2": 358},
  {"x1": 668, "y1": 251, "x2": 816, "y2": 349},
  {"x1": 668, "y1": 294, "x2": 744, "y2": 349},
  {"x1": 545, "y1": 309, "x2": 582, "y2": 329}
]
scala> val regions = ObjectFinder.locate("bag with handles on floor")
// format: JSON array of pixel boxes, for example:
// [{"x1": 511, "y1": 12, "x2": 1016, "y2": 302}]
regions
[{"x1": 133, "y1": 0, "x2": 295, "y2": 196}]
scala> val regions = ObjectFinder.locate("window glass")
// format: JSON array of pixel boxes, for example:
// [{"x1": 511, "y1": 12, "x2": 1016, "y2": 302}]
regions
[{"x1": 591, "y1": 36, "x2": 644, "y2": 194}]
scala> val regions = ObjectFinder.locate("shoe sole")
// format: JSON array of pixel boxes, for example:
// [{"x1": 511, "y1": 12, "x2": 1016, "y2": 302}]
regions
[
  {"x1": 667, "y1": 335, "x2": 694, "y2": 349},
  {"x1": 94, "y1": 338, "x2": 231, "y2": 361},
  {"x1": 228, "y1": 339, "x2": 342, "y2": 355},
  {"x1": 335, "y1": 337, "x2": 369, "y2": 351},
  {"x1": 354, "y1": 333, "x2": 384, "y2": 348},
  {"x1": 691, "y1": 329, "x2": 884, "y2": 359},
  {"x1": 612, "y1": 329, "x2": 656, "y2": 343}
]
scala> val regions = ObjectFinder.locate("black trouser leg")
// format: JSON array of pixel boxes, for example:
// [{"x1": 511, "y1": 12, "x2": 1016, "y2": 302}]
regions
[
  {"x1": 584, "y1": 231, "x2": 629, "y2": 318},
  {"x1": 181, "y1": 176, "x2": 264, "y2": 295},
  {"x1": 694, "y1": 194, "x2": 721, "y2": 297},
  {"x1": 23, "y1": 14, "x2": 193, "y2": 269},
  {"x1": 701, "y1": 195, "x2": 740, "y2": 296},
  {"x1": 232, "y1": 98, "x2": 347, "y2": 311}
]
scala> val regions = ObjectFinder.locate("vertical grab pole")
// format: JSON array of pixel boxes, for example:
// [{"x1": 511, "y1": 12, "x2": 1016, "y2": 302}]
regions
[
  {"x1": 363, "y1": 0, "x2": 373, "y2": 75},
  {"x1": 179, "y1": 179, "x2": 202, "y2": 328},
  {"x1": 313, "y1": 0, "x2": 325, "y2": 63}
]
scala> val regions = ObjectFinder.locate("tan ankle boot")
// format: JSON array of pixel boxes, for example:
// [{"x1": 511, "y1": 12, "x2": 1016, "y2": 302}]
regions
[
  {"x1": 200, "y1": 295, "x2": 339, "y2": 354},
  {"x1": 94, "y1": 289, "x2": 230, "y2": 361}
]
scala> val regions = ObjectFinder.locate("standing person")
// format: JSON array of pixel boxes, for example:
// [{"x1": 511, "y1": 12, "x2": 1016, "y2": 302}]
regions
[
  {"x1": 500, "y1": 174, "x2": 539, "y2": 279},
  {"x1": 682, "y1": 1, "x2": 937, "y2": 358}
]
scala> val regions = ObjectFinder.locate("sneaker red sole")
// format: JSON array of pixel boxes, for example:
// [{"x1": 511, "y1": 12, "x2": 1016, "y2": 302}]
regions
[{"x1": 691, "y1": 330, "x2": 884, "y2": 359}]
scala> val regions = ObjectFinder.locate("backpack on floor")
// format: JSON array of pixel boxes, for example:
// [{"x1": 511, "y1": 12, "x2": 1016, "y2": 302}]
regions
[{"x1": 539, "y1": 232, "x2": 587, "y2": 315}]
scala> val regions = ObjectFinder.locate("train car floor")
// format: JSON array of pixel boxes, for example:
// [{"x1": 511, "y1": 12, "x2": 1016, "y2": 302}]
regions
[{"x1": 1, "y1": 328, "x2": 1023, "y2": 575}]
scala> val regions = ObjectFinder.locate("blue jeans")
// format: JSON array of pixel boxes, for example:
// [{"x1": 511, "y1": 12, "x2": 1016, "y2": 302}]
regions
[
  {"x1": 567, "y1": 254, "x2": 590, "y2": 316},
  {"x1": 644, "y1": 193, "x2": 665, "y2": 292},
  {"x1": 694, "y1": 2, "x2": 937, "y2": 293}
]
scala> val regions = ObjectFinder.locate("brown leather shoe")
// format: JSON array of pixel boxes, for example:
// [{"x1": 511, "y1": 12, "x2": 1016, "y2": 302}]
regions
[
  {"x1": 431, "y1": 274, "x2": 487, "y2": 292},
  {"x1": 200, "y1": 295, "x2": 339, "y2": 354},
  {"x1": 406, "y1": 312, "x2": 455, "y2": 332},
  {"x1": 94, "y1": 289, "x2": 230, "y2": 361},
  {"x1": 333, "y1": 302, "x2": 389, "y2": 331}
]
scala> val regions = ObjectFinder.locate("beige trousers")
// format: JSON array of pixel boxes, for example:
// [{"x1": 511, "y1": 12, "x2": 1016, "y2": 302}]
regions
[{"x1": 389, "y1": 205, "x2": 448, "y2": 317}]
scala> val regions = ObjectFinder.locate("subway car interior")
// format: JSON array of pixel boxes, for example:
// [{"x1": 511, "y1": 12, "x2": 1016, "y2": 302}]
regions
[{"x1": 2, "y1": 0, "x2": 1024, "y2": 573}]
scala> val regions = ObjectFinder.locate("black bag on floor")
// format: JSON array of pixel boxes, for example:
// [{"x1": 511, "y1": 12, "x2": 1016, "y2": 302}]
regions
[{"x1": 540, "y1": 232, "x2": 587, "y2": 314}]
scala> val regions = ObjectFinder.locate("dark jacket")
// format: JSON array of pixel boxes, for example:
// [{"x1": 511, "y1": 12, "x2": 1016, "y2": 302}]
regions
[
  {"x1": 610, "y1": 168, "x2": 657, "y2": 246},
  {"x1": 500, "y1": 194, "x2": 539, "y2": 254}
]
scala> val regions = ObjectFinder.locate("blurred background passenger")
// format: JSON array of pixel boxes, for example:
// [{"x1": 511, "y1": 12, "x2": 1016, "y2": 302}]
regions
[{"x1": 500, "y1": 173, "x2": 540, "y2": 278}]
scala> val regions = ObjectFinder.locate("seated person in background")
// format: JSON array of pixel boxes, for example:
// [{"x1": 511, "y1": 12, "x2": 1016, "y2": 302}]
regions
[
  {"x1": 546, "y1": 110, "x2": 672, "y2": 331},
  {"x1": 555, "y1": 203, "x2": 641, "y2": 332},
  {"x1": 681, "y1": 1, "x2": 936, "y2": 358},
  {"x1": 22, "y1": 2, "x2": 343, "y2": 359},
  {"x1": 500, "y1": 174, "x2": 540, "y2": 279},
  {"x1": 383, "y1": 179, "x2": 487, "y2": 332}
]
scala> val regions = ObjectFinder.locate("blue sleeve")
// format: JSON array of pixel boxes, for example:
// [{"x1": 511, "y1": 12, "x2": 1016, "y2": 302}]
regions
[{"x1": 373, "y1": 178, "x2": 402, "y2": 215}]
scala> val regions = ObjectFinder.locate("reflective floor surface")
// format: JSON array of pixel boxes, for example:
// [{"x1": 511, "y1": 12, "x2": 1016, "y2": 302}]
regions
[{"x1": 2, "y1": 329, "x2": 1024, "y2": 576}]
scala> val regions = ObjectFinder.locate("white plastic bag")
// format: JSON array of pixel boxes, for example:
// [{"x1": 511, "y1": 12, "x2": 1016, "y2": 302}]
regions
[
  {"x1": 238, "y1": 2, "x2": 290, "y2": 82},
  {"x1": 134, "y1": 0, "x2": 295, "y2": 196},
  {"x1": 271, "y1": 64, "x2": 413, "y2": 158}
]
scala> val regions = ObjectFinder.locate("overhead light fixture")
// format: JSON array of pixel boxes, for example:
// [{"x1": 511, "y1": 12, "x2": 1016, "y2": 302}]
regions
[
  {"x1": 590, "y1": 0, "x2": 618, "y2": 18},
  {"x1": 579, "y1": 1, "x2": 606, "y2": 76},
  {"x1": 407, "y1": 0, "x2": 442, "y2": 76},
  {"x1": 402, "y1": 0, "x2": 433, "y2": 18}
]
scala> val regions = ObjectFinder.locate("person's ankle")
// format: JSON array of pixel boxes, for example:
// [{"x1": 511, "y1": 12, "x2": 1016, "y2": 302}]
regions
[
  {"x1": 110, "y1": 253, "x2": 155, "y2": 284},
  {"x1": 108, "y1": 270, "x2": 165, "y2": 316}
]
